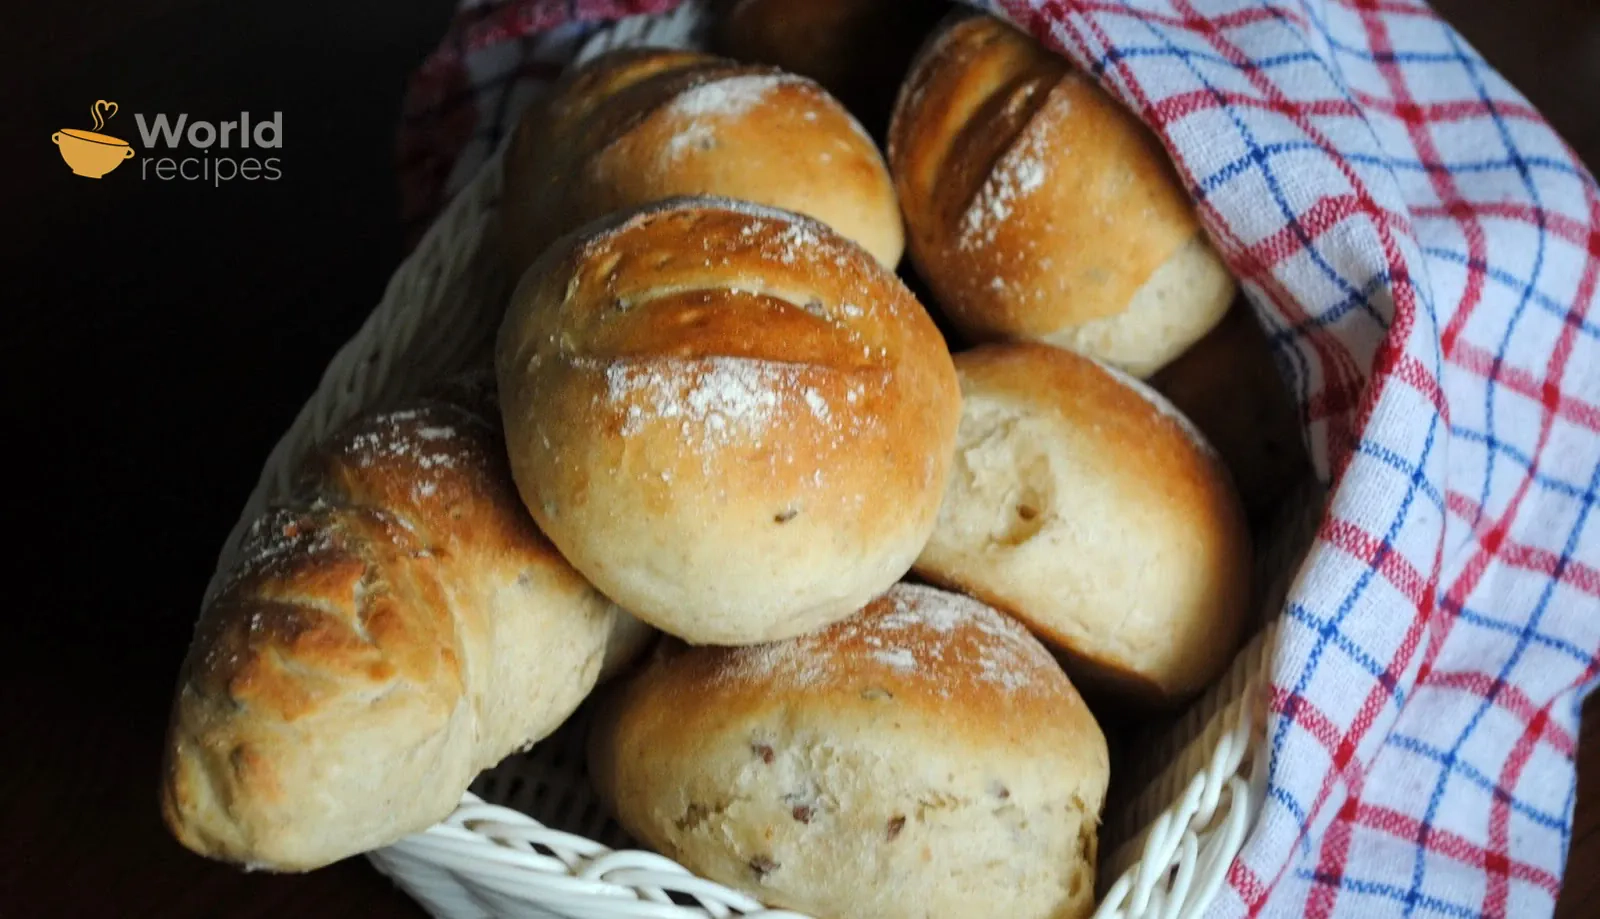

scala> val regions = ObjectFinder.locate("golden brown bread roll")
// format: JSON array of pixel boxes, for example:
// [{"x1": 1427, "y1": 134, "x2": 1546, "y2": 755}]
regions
[
  {"x1": 496, "y1": 198, "x2": 961, "y2": 646},
  {"x1": 589, "y1": 583, "x2": 1108, "y2": 919},
  {"x1": 501, "y1": 47, "x2": 903, "y2": 273},
  {"x1": 1152, "y1": 304, "x2": 1310, "y2": 526},
  {"x1": 162, "y1": 380, "x2": 633, "y2": 870},
  {"x1": 913, "y1": 343, "x2": 1251, "y2": 706},
  {"x1": 714, "y1": 0, "x2": 949, "y2": 137},
  {"x1": 888, "y1": 14, "x2": 1235, "y2": 376}
]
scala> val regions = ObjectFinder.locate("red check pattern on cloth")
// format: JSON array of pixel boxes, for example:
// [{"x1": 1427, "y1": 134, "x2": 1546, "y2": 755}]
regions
[{"x1": 397, "y1": 1, "x2": 1600, "y2": 916}]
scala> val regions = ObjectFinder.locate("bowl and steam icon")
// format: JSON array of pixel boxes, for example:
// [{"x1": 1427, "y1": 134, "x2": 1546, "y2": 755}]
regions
[{"x1": 53, "y1": 100, "x2": 134, "y2": 178}]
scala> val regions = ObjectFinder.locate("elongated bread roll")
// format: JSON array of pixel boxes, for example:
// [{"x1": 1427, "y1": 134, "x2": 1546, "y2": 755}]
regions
[
  {"x1": 496, "y1": 198, "x2": 961, "y2": 645},
  {"x1": 888, "y1": 14, "x2": 1235, "y2": 376},
  {"x1": 162, "y1": 379, "x2": 635, "y2": 870}
]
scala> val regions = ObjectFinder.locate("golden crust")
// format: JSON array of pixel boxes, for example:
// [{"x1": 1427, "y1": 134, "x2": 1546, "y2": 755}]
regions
[
  {"x1": 497, "y1": 199, "x2": 961, "y2": 644},
  {"x1": 889, "y1": 16, "x2": 1225, "y2": 368},
  {"x1": 719, "y1": 0, "x2": 894, "y2": 98},
  {"x1": 956, "y1": 343, "x2": 1227, "y2": 502},
  {"x1": 914, "y1": 343, "x2": 1251, "y2": 706},
  {"x1": 589, "y1": 583, "x2": 1107, "y2": 919},
  {"x1": 502, "y1": 48, "x2": 903, "y2": 272},
  {"x1": 715, "y1": 0, "x2": 948, "y2": 134},
  {"x1": 163, "y1": 389, "x2": 617, "y2": 870},
  {"x1": 611, "y1": 584, "x2": 1096, "y2": 736}
]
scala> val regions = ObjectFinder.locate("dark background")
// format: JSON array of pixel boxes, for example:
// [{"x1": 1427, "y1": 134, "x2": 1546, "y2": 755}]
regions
[{"x1": 0, "y1": 1, "x2": 1595, "y2": 916}]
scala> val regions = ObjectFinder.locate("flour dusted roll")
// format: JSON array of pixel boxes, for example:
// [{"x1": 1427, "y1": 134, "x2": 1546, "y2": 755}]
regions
[
  {"x1": 589, "y1": 583, "x2": 1108, "y2": 919},
  {"x1": 888, "y1": 14, "x2": 1235, "y2": 376},
  {"x1": 502, "y1": 47, "x2": 904, "y2": 273},
  {"x1": 715, "y1": 0, "x2": 948, "y2": 136},
  {"x1": 496, "y1": 199, "x2": 961, "y2": 645},
  {"x1": 163, "y1": 379, "x2": 628, "y2": 870},
  {"x1": 914, "y1": 343, "x2": 1251, "y2": 705}
]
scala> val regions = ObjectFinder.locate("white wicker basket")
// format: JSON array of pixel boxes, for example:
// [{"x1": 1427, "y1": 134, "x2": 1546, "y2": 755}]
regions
[{"x1": 209, "y1": 6, "x2": 1316, "y2": 918}]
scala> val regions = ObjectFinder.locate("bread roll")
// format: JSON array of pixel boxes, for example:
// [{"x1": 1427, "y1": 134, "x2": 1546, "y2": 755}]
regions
[
  {"x1": 888, "y1": 14, "x2": 1235, "y2": 376},
  {"x1": 589, "y1": 583, "x2": 1108, "y2": 919},
  {"x1": 502, "y1": 48, "x2": 903, "y2": 273},
  {"x1": 599, "y1": 604, "x2": 658, "y2": 681},
  {"x1": 913, "y1": 343, "x2": 1250, "y2": 705},
  {"x1": 1152, "y1": 304, "x2": 1309, "y2": 525},
  {"x1": 715, "y1": 0, "x2": 948, "y2": 137},
  {"x1": 163, "y1": 382, "x2": 626, "y2": 870},
  {"x1": 497, "y1": 198, "x2": 961, "y2": 645}
]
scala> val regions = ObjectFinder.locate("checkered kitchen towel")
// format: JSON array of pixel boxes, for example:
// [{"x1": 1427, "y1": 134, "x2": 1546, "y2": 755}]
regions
[{"x1": 397, "y1": 1, "x2": 1600, "y2": 916}]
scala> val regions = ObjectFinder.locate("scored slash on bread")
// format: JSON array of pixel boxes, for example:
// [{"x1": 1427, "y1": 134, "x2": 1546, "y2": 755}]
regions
[
  {"x1": 495, "y1": 198, "x2": 961, "y2": 646},
  {"x1": 501, "y1": 46, "x2": 904, "y2": 276},
  {"x1": 888, "y1": 12, "x2": 1235, "y2": 376},
  {"x1": 162, "y1": 377, "x2": 644, "y2": 871}
]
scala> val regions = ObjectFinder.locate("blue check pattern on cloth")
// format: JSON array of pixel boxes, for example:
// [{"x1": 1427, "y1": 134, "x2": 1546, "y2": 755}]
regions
[{"x1": 398, "y1": 1, "x2": 1600, "y2": 915}]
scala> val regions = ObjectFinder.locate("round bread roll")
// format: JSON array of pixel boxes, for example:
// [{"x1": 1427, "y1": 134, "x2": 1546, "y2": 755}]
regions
[
  {"x1": 1152, "y1": 304, "x2": 1310, "y2": 526},
  {"x1": 495, "y1": 198, "x2": 961, "y2": 645},
  {"x1": 589, "y1": 583, "x2": 1109, "y2": 919},
  {"x1": 715, "y1": 0, "x2": 948, "y2": 137},
  {"x1": 502, "y1": 47, "x2": 904, "y2": 274},
  {"x1": 888, "y1": 14, "x2": 1235, "y2": 376},
  {"x1": 913, "y1": 343, "x2": 1251, "y2": 705}
]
